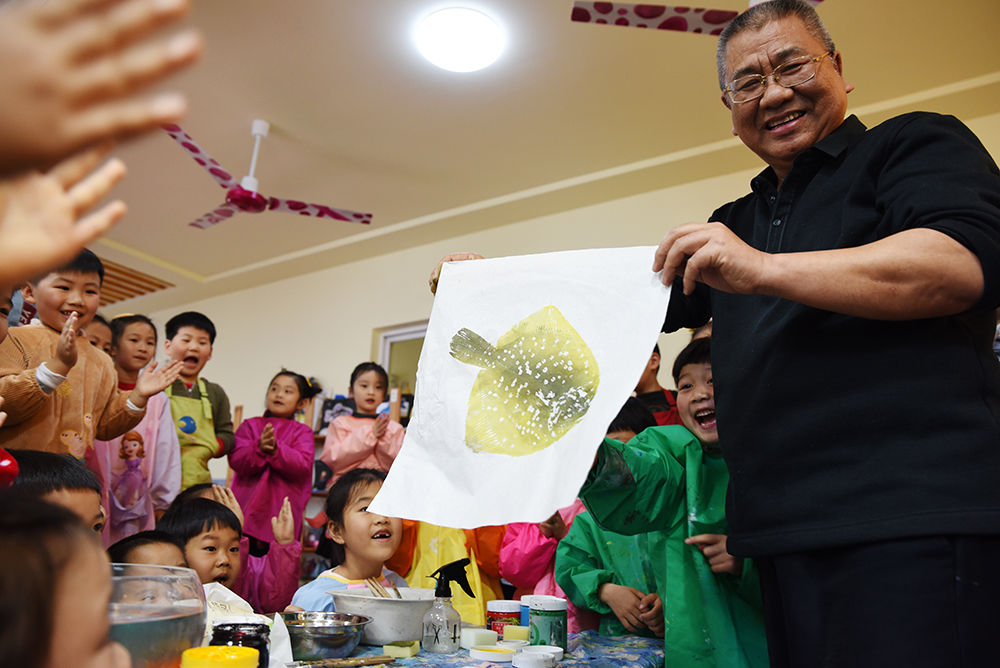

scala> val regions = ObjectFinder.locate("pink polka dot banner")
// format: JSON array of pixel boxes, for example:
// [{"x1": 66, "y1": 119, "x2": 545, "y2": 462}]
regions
[{"x1": 570, "y1": 1, "x2": 824, "y2": 34}]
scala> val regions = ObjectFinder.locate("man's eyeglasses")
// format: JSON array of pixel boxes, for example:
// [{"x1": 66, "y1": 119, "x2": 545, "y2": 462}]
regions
[{"x1": 724, "y1": 52, "x2": 833, "y2": 104}]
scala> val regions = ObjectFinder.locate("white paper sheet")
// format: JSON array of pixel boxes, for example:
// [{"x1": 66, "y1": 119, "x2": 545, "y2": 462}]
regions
[{"x1": 369, "y1": 247, "x2": 671, "y2": 528}]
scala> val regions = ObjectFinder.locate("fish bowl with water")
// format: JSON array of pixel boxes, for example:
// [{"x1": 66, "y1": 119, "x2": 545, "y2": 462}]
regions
[{"x1": 110, "y1": 564, "x2": 206, "y2": 668}]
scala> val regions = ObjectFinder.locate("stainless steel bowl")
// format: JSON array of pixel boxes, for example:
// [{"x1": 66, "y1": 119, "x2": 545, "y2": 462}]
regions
[{"x1": 280, "y1": 611, "x2": 372, "y2": 661}]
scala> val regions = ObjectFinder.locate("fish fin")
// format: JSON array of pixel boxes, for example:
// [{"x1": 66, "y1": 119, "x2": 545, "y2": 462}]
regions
[{"x1": 450, "y1": 328, "x2": 496, "y2": 368}]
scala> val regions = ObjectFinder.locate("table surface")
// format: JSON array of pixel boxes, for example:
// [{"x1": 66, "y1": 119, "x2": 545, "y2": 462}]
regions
[{"x1": 354, "y1": 631, "x2": 664, "y2": 667}]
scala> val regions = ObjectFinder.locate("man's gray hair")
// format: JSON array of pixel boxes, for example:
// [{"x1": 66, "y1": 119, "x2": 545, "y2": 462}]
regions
[{"x1": 716, "y1": 0, "x2": 836, "y2": 90}]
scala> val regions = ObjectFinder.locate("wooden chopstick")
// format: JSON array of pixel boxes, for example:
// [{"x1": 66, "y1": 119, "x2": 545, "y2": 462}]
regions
[
  {"x1": 364, "y1": 577, "x2": 392, "y2": 598},
  {"x1": 287, "y1": 655, "x2": 396, "y2": 667}
]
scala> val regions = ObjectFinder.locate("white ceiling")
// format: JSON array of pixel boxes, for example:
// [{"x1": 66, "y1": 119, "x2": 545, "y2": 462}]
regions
[{"x1": 100, "y1": 0, "x2": 1000, "y2": 311}]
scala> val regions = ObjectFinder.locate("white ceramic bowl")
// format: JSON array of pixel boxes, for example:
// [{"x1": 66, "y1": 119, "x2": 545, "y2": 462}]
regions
[{"x1": 329, "y1": 588, "x2": 435, "y2": 645}]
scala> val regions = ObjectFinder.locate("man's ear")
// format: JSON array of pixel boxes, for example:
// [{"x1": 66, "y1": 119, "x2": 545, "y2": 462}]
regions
[
  {"x1": 21, "y1": 283, "x2": 36, "y2": 306},
  {"x1": 833, "y1": 51, "x2": 854, "y2": 94},
  {"x1": 327, "y1": 520, "x2": 345, "y2": 545}
]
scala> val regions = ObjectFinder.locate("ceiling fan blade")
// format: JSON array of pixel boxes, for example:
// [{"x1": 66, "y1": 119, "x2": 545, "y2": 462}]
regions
[
  {"x1": 266, "y1": 197, "x2": 373, "y2": 225},
  {"x1": 163, "y1": 124, "x2": 238, "y2": 190},
  {"x1": 570, "y1": 2, "x2": 738, "y2": 34},
  {"x1": 188, "y1": 202, "x2": 241, "y2": 230}
]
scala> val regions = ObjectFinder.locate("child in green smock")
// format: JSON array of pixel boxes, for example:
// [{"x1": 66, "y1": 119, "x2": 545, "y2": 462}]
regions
[{"x1": 578, "y1": 337, "x2": 767, "y2": 668}]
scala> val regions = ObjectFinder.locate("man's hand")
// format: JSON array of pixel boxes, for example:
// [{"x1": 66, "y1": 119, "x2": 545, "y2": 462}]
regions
[
  {"x1": 685, "y1": 533, "x2": 743, "y2": 575},
  {"x1": 0, "y1": 0, "x2": 201, "y2": 177},
  {"x1": 271, "y1": 496, "x2": 295, "y2": 546},
  {"x1": 129, "y1": 359, "x2": 183, "y2": 407},
  {"x1": 598, "y1": 583, "x2": 648, "y2": 633},
  {"x1": 371, "y1": 413, "x2": 389, "y2": 440},
  {"x1": 652, "y1": 222, "x2": 767, "y2": 296},
  {"x1": 258, "y1": 422, "x2": 276, "y2": 455},
  {"x1": 638, "y1": 593, "x2": 664, "y2": 637},
  {"x1": 538, "y1": 511, "x2": 568, "y2": 541},
  {"x1": 0, "y1": 146, "x2": 127, "y2": 285},
  {"x1": 212, "y1": 484, "x2": 244, "y2": 528},
  {"x1": 429, "y1": 252, "x2": 485, "y2": 294}
]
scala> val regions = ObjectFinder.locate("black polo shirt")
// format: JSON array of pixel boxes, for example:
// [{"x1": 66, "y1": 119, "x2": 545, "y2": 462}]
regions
[{"x1": 665, "y1": 112, "x2": 1000, "y2": 556}]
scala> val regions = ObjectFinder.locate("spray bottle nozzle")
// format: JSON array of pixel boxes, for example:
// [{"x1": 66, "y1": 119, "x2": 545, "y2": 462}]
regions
[{"x1": 428, "y1": 557, "x2": 475, "y2": 598}]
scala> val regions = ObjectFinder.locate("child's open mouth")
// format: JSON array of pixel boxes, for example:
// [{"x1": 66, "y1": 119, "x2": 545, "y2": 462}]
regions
[
  {"x1": 371, "y1": 530, "x2": 393, "y2": 541},
  {"x1": 213, "y1": 573, "x2": 230, "y2": 584},
  {"x1": 694, "y1": 409, "x2": 717, "y2": 429}
]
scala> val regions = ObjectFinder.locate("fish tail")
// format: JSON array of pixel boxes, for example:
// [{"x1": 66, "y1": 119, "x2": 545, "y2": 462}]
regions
[{"x1": 450, "y1": 328, "x2": 495, "y2": 368}]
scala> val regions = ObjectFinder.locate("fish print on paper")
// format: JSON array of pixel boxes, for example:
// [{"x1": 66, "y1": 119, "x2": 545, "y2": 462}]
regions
[{"x1": 449, "y1": 305, "x2": 599, "y2": 456}]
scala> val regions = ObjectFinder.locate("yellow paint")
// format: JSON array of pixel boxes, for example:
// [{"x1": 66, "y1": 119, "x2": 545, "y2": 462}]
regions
[
  {"x1": 450, "y1": 305, "x2": 599, "y2": 456},
  {"x1": 180, "y1": 645, "x2": 259, "y2": 667}
]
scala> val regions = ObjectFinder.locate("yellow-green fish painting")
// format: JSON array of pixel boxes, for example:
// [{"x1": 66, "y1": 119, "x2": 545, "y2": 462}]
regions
[{"x1": 449, "y1": 305, "x2": 599, "y2": 456}]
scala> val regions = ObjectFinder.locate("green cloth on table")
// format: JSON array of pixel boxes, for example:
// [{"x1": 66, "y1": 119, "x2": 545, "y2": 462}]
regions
[{"x1": 580, "y1": 425, "x2": 768, "y2": 668}]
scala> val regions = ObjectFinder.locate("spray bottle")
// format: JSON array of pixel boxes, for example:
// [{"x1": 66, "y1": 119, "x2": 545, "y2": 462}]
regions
[{"x1": 421, "y1": 557, "x2": 474, "y2": 653}]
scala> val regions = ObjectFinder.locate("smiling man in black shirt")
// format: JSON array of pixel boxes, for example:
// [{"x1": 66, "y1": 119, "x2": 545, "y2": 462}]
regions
[{"x1": 654, "y1": 1, "x2": 1000, "y2": 666}]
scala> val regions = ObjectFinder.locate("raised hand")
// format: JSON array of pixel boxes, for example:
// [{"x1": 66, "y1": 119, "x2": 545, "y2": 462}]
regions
[
  {"x1": 371, "y1": 413, "x2": 389, "y2": 440},
  {"x1": 47, "y1": 311, "x2": 80, "y2": 377},
  {"x1": 131, "y1": 359, "x2": 183, "y2": 404},
  {"x1": 212, "y1": 484, "x2": 244, "y2": 528},
  {"x1": 0, "y1": 0, "x2": 201, "y2": 176},
  {"x1": 0, "y1": 146, "x2": 126, "y2": 285},
  {"x1": 258, "y1": 422, "x2": 276, "y2": 455},
  {"x1": 271, "y1": 496, "x2": 295, "y2": 546},
  {"x1": 685, "y1": 533, "x2": 743, "y2": 575},
  {"x1": 598, "y1": 583, "x2": 648, "y2": 633},
  {"x1": 538, "y1": 511, "x2": 568, "y2": 541}
]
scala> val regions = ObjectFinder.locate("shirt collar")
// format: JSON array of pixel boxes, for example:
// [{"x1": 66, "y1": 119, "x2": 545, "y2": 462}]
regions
[{"x1": 751, "y1": 114, "x2": 868, "y2": 193}]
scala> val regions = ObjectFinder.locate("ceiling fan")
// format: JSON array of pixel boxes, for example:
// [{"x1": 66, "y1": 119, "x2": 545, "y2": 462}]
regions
[
  {"x1": 163, "y1": 120, "x2": 373, "y2": 230},
  {"x1": 570, "y1": 1, "x2": 824, "y2": 35}
]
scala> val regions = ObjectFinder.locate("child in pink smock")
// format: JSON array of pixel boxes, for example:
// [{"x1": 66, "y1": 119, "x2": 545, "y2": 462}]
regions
[
  {"x1": 231, "y1": 369, "x2": 319, "y2": 546},
  {"x1": 500, "y1": 499, "x2": 598, "y2": 632},
  {"x1": 320, "y1": 362, "x2": 404, "y2": 483},
  {"x1": 90, "y1": 314, "x2": 181, "y2": 546}
]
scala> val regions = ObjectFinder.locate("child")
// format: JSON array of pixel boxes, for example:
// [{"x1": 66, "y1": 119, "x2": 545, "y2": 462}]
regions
[
  {"x1": 90, "y1": 314, "x2": 182, "y2": 545},
  {"x1": 291, "y1": 468, "x2": 406, "y2": 611},
  {"x1": 555, "y1": 398, "x2": 663, "y2": 637},
  {"x1": 161, "y1": 489, "x2": 302, "y2": 613},
  {"x1": 163, "y1": 311, "x2": 235, "y2": 489},
  {"x1": 320, "y1": 362, "x2": 404, "y2": 482},
  {"x1": 108, "y1": 529, "x2": 187, "y2": 568},
  {"x1": 231, "y1": 370, "x2": 319, "y2": 548},
  {"x1": 576, "y1": 337, "x2": 767, "y2": 667},
  {"x1": 633, "y1": 344, "x2": 682, "y2": 426},
  {"x1": 10, "y1": 448, "x2": 106, "y2": 534},
  {"x1": 0, "y1": 249, "x2": 181, "y2": 456},
  {"x1": 0, "y1": 490, "x2": 131, "y2": 668},
  {"x1": 86, "y1": 313, "x2": 112, "y2": 354},
  {"x1": 0, "y1": 286, "x2": 13, "y2": 344}
]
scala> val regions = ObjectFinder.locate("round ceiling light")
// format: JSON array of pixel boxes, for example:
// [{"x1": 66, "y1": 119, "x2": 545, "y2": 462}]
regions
[{"x1": 415, "y1": 7, "x2": 505, "y2": 73}]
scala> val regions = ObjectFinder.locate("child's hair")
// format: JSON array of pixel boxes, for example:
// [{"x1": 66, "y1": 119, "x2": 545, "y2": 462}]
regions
[
  {"x1": 109, "y1": 313, "x2": 157, "y2": 348},
  {"x1": 349, "y1": 362, "x2": 389, "y2": 389},
  {"x1": 107, "y1": 530, "x2": 185, "y2": 564},
  {"x1": 158, "y1": 497, "x2": 242, "y2": 545},
  {"x1": 165, "y1": 311, "x2": 217, "y2": 343},
  {"x1": 119, "y1": 431, "x2": 146, "y2": 459},
  {"x1": 9, "y1": 450, "x2": 102, "y2": 497},
  {"x1": 672, "y1": 336, "x2": 712, "y2": 386},
  {"x1": 607, "y1": 397, "x2": 657, "y2": 436},
  {"x1": 32, "y1": 248, "x2": 105, "y2": 286},
  {"x1": 0, "y1": 490, "x2": 99, "y2": 668},
  {"x1": 264, "y1": 369, "x2": 322, "y2": 417},
  {"x1": 324, "y1": 468, "x2": 387, "y2": 566},
  {"x1": 168, "y1": 482, "x2": 214, "y2": 510},
  {"x1": 91, "y1": 313, "x2": 110, "y2": 330}
]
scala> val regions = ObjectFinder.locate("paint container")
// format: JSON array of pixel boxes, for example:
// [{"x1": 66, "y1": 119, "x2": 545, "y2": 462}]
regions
[
  {"x1": 487, "y1": 600, "x2": 522, "y2": 635},
  {"x1": 528, "y1": 596, "x2": 567, "y2": 651},
  {"x1": 519, "y1": 595, "x2": 536, "y2": 626}
]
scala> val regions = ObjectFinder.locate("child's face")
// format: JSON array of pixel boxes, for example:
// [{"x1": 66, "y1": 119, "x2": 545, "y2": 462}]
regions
[
  {"x1": 42, "y1": 488, "x2": 106, "y2": 534},
  {"x1": 48, "y1": 539, "x2": 131, "y2": 668},
  {"x1": 22, "y1": 271, "x2": 101, "y2": 332},
  {"x1": 184, "y1": 522, "x2": 241, "y2": 588},
  {"x1": 0, "y1": 289, "x2": 12, "y2": 344},
  {"x1": 266, "y1": 374, "x2": 303, "y2": 418},
  {"x1": 113, "y1": 321, "x2": 157, "y2": 375},
  {"x1": 329, "y1": 481, "x2": 402, "y2": 569},
  {"x1": 86, "y1": 321, "x2": 112, "y2": 355},
  {"x1": 128, "y1": 542, "x2": 188, "y2": 569},
  {"x1": 676, "y1": 362, "x2": 718, "y2": 447},
  {"x1": 164, "y1": 325, "x2": 213, "y2": 382},
  {"x1": 349, "y1": 370, "x2": 387, "y2": 414}
]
